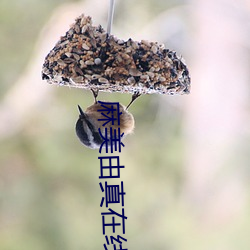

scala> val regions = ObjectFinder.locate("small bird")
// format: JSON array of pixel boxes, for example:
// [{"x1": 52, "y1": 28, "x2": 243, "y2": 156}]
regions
[{"x1": 75, "y1": 90, "x2": 135, "y2": 149}]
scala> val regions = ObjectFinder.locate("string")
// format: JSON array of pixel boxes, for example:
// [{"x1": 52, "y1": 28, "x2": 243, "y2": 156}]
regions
[{"x1": 107, "y1": 0, "x2": 115, "y2": 34}]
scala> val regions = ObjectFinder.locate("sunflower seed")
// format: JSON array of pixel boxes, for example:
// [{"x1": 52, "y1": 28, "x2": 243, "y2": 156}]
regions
[
  {"x1": 82, "y1": 43, "x2": 90, "y2": 50},
  {"x1": 85, "y1": 60, "x2": 94, "y2": 65},
  {"x1": 74, "y1": 66, "x2": 83, "y2": 75},
  {"x1": 73, "y1": 53, "x2": 80, "y2": 60},
  {"x1": 147, "y1": 72, "x2": 154, "y2": 78},
  {"x1": 140, "y1": 75, "x2": 149, "y2": 82},
  {"x1": 92, "y1": 74, "x2": 101, "y2": 79},
  {"x1": 57, "y1": 59, "x2": 67, "y2": 66},
  {"x1": 141, "y1": 40, "x2": 150, "y2": 47},
  {"x1": 98, "y1": 77, "x2": 109, "y2": 84},
  {"x1": 75, "y1": 24, "x2": 80, "y2": 34},
  {"x1": 63, "y1": 58, "x2": 75, "y2": 64},
  {"x1": 129, "y1": 68, "x2": 142, "y2": 77},
  {"x1": 128, "y1": 77, "x2": 135, "y2": 84},
  {"x1": 151, "y1": 45, "x2": 158, "y2": 54},
  {"x1": 72, "y1": 76, "x2": 84, "y2": 83},
  {"x1": 65, "y1": 52, "x2": 72, "y2": 58}
]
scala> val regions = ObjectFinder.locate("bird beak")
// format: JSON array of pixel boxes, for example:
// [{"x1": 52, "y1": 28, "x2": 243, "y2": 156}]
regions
[{"x1": 77, "y1": 105, "x2": 86, "y2": 118}]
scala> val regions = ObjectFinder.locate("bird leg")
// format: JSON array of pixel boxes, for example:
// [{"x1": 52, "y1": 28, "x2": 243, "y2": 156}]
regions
[
  {"x1": 91, "y1": 89, "x2": 99, "y2": 103},
  {"x1": 126, "y1": 91, "x2": 141, "y2": 110}
]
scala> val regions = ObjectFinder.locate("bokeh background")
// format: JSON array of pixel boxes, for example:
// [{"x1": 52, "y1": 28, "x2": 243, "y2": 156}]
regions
[{"x1": 1, "y1": 0, "x2": 250, "y2": 249}]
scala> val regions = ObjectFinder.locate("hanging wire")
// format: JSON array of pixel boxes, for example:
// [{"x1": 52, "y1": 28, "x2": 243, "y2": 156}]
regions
[{"x1": 107, "y1": 0, "x2": 115, "y2": 34}]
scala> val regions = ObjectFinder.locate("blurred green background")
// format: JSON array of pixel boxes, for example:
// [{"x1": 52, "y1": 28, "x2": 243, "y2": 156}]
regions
[{"x1": 1, "y1": 0, "x2": 250, "y2": 249}]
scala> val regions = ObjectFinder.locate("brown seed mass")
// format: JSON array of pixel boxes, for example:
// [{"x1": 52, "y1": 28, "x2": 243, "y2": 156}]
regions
[{"x1": 42, "y1": 14, "x2": 190, "y2": 95}]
